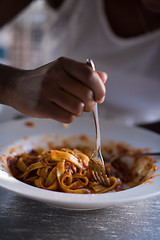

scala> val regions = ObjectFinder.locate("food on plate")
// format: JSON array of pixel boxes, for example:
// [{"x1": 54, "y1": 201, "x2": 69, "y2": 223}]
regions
[{"x1": 7, "y1": 139, "x2": 157, "y2": 194}]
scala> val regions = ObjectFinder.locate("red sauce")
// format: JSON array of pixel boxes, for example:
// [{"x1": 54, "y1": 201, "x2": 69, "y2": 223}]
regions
[
  {"x1": 25, "y1": 121, "x2": 35, "y2": 127},
  {"x1": 149, "y1": 174, "x2": 160, "y2": 179}
]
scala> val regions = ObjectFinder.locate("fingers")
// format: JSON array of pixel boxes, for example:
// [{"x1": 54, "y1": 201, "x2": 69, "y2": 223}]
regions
[
  {"x1": 58, "y1": 57, "x2": 106, "y2": 102},
  {"x1": 34, "y1": 99, "x2": 76, "y2": 123},
  {"x1": 96, "y1": 71, "x2": 108, "y2": 103},
  {"x1": 97, "y1": 71, "x2": 108, "y2": 84},
  {"x1": 53, "y1": 70, "x2": 95, "y2": 112},
  {"x1": 49, "y1": 88, "x2": 85, "y2": 116},
  {"x1": 28, "y1": 57, "x2": 107, "y2": 123},
  {"x1": 42, "y1": 64, "x2": 105, "y2": 113}
]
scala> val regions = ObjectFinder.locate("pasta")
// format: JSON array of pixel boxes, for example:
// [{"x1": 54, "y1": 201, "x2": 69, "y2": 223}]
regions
[
  {"x1": 7, "y1": 141, "x2": 157, "y2": 194},
  {"x1": 7, "y1": 148, "x2": 117, "y2": 194}
]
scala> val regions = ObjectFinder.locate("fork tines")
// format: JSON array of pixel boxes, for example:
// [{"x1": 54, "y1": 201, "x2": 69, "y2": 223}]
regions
[{"x1": 89, "y1": 159, "x2": 110, "y2": 186}]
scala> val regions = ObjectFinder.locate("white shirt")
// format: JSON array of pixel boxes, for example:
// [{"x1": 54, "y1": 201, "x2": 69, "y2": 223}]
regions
[
  {"x1": 0, "y1": 0, "x2": 160, "y2": 125},
  {"x1": 40, "y1": 0, "x2": 160, "y2": 125}
]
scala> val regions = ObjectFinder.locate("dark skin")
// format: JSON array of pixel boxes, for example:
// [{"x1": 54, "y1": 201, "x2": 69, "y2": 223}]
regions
[
  {"x1": 0, "y1": 59, "x2": 107, "y2": 123},
  {"x1": 0, "y1": 0, "x2": 107, "y2": 123},
  {"x1": 104, "y1": 0, "x2": 160, "y2": 37},
  {"x1": 0, "y1": 0, "x2": 160, "y2": 131}
]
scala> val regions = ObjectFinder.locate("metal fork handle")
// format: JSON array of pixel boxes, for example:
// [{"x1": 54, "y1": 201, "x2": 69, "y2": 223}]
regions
[
  {"x1": 86, "y1": 59, "x2": 104, "y2": 165},
  {"x1": 92, "y1": 103, "x2": 102, "y2": 156},
  {"x1": 124, "y1": 152, "x2": 160, "y2": 157},
  {"x1": 86, "y1": 59, "x2": 101, "y2": 150}
]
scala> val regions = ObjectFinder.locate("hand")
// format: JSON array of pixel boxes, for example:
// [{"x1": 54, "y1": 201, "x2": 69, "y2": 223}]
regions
[{"x1": 8, "y1": 57, "x2": 107, "y2": 123}]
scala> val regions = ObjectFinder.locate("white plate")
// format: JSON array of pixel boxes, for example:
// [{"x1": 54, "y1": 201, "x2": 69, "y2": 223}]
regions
[{"x1": 0, "y1": 117, "x2": 160, "y2": 210}]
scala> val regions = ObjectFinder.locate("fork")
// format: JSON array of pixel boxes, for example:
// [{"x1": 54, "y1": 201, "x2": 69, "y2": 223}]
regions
[
  {"x1": 122, "y1": 152, "x2": 160, "y2": 157},
  {"x1": 109, "y1": 151, "x2": 160, "y2": 163},
  {"x1": 86, "y1": 59, "x2": 109, "y2": 186}
]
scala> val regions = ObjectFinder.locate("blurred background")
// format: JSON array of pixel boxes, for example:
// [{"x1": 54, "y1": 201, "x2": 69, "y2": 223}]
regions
[
  {"x1": 0, "y1": 0, "x2": 47, "y2": 121},
  {"x1": 0, "y1": 0, "x2": 46, "y2": 69}
]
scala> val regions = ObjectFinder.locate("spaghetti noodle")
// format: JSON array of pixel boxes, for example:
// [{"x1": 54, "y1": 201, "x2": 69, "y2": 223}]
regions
[{"x1": 7, "y1": 141, "x2": 157, "y2": 194}]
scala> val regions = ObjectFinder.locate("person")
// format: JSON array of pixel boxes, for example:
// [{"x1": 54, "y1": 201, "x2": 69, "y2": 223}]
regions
[
  {"x1": 0, "y1": 1, "x2": 107, "y2": 123},
  {"x1": 0, "y1": 58, "x2": 107, "y2": 123},
  {"x1": 0, "y1": 0, "x2": 160, "y2": 132}
]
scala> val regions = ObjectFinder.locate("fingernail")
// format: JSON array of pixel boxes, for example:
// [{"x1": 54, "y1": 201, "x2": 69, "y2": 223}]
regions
[
  {"x1": 97, "y1": 96, "x2": 105, "y2": 104},
  {"x1": 103, "y1": 72, "x2": 108, "y2": 80}
]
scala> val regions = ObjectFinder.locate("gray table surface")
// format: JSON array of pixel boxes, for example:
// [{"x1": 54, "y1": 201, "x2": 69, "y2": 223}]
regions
[
  {"x1": 1, "y1": 187, "x2": 160, "y2": 240},
  {"x1": 0, "y1": 113, "x2": 160, "y2": 240}
]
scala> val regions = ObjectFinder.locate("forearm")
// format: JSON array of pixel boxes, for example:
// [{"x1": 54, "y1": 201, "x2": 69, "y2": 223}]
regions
[
  {"x1": 0, "y1": 0, "x2": 33, "y2": 28},
  {"x1": 0, "y1": 64, "x2": 26, "y2": 106}
]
